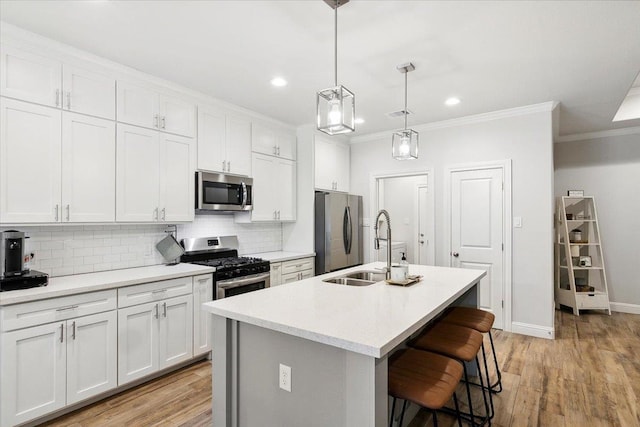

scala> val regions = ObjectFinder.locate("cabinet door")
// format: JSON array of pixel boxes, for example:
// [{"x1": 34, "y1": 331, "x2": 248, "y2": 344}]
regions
[
  {"x1": 277, "y1": 130, "x2": 297, "y2": 160},
  {"x1": 226, "y1": 114, "x2": 252, "y2": 176},
  {"x1": 116, "y1": 124, "x2": 160, "y2": 222},
  {"x1": 270, "y1": 262, "x2": 282, "y2": 286},
  {"x1": 314, "y1": 136, "x2": 336, "y2": 191},
  {"x1": 0, "y1": 322, "x2": 66, "y2": 427},
  {"x1": 116, "y1": 81, "x2": 159, "y2": 129},
  {"x1": 300, "y1": 269, "x2": 314, "y2": 280},
  {"x1": 66, "y1": 311, "x2": 117, "y2": 405},
  {"x1": 118, "y1": 301, "x2": 159, "y2": 385},
  {"x1": 197, "y1": 106, "x2": 226, "y2": 172},
  {"x1": 281, "y1": 271, "x2": 301, "y2": 284},
  {"x1": 158, "y1": 295, "x2": 193, "y2": 369},
  {"x1": 159, "y1": 94, "x2": 195, "y2": 137},
  {"x1": 251, "y1": 153, "x2": 278, "y2": 221},
  {"x1": 62, "y1": 64, "x2": 115, "y2": 119},
  {"x1": 62, "y1": 112, "x2": 115, "y2": 222},
  {"x1": 335, "y1": 141, "x2": 350, "y2": 192},
  {"x1": 277, "y1": 158, "x2": 296, "y2": 221},
  {"x1": 159, "y1": 133, "x2": 194, "y2": 222},
  {"x1": 251, "y1": 122, "x2": 277, "y2": 156},
  {"x1": 1, "y1": 98, "x2": 62, "y2": 223},
  {"x1": 0, "y1": 45, "x2": 61, "y2": 107},
  {"x1": 193, "y1": 274, "x2": 213, "y2": 356}
]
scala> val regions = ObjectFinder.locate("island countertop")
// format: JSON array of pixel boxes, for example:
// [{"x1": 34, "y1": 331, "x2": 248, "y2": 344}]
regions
[{"x1": 203, "y1": 262, "x2": 485, "y2": 358}]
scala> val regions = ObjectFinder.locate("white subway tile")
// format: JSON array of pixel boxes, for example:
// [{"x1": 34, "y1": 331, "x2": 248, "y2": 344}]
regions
[
  {"x1": 84, "y1": 255, "x2": 103, "y2": 264},
  {"x1": 52, "y1": 266, "x2": 74, "y2": 277},
  {"x1": 74, "y1": 265, "x2": 94, "y2": 275}
]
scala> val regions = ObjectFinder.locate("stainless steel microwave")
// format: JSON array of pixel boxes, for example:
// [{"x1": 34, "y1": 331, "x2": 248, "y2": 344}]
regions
[{"x1": 195, "y1": 171, "x2": 253, "y2": 212}]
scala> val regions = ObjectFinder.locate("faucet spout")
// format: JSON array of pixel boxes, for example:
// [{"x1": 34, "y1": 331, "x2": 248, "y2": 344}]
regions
[{"x1": 374, "y1": 209, "x2": 392, "y2": 279}]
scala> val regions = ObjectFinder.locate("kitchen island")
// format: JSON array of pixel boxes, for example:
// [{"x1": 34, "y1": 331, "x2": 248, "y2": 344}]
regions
[{"x1": 202, "y1": 262, "x2": 485, "y2": 427}]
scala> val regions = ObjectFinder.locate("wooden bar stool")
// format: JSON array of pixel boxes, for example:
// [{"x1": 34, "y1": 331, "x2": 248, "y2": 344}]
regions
[
  {"x1": 442, "y1": 307, "x2": 503, "y2": 394},
  {"x1": 409, "y1": 322, "x2": 491, "y2": 426},
  {"x1": 388, "y1": 348, "x2": 464, "y2": 427}
]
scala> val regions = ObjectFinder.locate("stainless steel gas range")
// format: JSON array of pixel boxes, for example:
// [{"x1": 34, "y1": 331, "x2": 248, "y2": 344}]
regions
[{"x1": 180, "y1": 236, "x2": 270, "y2": 299}]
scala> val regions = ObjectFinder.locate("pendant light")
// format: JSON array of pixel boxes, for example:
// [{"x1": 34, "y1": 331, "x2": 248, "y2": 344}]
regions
[
  {"x1": 392, "y1": 62, "x2": 418, "y2": 160},
  {"x1": 316, "y1": 0, "x2": 355, "y2": 135}
]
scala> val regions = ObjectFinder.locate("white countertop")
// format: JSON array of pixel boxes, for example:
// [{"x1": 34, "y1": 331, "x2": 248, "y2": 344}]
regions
[
  {"x1": 243, "y1": 251, "x2": 315, "y2": 263},
  {"x1": 203, "y1": 262, "x2": 485, "y2": 358},
  {"x1": 0, "y1": 263, "x2": 215, "y2": 306}
]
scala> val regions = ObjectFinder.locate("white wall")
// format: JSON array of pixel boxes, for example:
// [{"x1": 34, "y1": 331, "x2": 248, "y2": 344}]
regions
[
  {"x1": 350, "y1": 105, "x2": 555, "y2": 332},
  {"x1": 554, "y1": 132, "x2": 640, "y2": 308}
]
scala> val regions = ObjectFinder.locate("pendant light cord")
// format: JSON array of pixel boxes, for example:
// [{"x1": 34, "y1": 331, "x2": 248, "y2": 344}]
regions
[
  {"x1": 334, "y1": 0, "x2": 338, "y2": 87},
  {"x1": 404, "y1": 71, "x2": 408, "y2": 130}
]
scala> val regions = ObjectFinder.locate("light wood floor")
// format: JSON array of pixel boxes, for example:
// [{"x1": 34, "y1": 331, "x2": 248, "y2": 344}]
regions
[{"x1": 44, "y1": 309, "x2": 639, "y2": 427}]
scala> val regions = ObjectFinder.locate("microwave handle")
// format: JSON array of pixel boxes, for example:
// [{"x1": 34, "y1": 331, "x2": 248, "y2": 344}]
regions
[{"x1": 241, "y1": 182, "x2": 248, "y2": 209}]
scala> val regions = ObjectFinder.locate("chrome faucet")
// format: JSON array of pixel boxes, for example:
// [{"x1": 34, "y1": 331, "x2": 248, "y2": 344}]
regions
[{"x1": 374, "y1": 209, "x2": 392, "y2": 279}]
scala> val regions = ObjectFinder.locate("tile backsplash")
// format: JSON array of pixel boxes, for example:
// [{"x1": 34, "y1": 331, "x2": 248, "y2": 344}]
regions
[{"x1": 1, "y1": 215, "x2": 281, "y2": 277}]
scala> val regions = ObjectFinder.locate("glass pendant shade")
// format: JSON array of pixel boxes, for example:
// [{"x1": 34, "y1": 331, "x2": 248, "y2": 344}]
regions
[
  {"x1": 317, "y1": 85, "x2": 355, "y2": 135},
  {"x1": 392, "y1": 129, "x2": 419, "y2": 160}
]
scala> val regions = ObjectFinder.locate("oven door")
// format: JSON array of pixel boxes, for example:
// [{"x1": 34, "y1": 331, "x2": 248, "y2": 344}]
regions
[
  {"x1": 216, "y1": 272, "x2": 270, "y2": 299},
  {"x1": 196, "y1": 171, "x2": 253, "y2": 211}
]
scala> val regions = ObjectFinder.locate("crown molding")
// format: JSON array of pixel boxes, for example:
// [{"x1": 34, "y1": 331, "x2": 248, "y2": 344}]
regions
[
  {"x1": 0, "y1": 21, "x2": 296, "y2": 130},
  {"x1": 554, "y1": 126, "x2": 640, "y2": 143},
  {"x1": 350, "y1": 101, "x2": 558, "y2": 144}
]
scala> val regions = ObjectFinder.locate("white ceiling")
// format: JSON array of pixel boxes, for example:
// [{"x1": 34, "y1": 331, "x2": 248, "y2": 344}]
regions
[{"x1": 1, "y1": 0, "x2": 640, "y2": 137}]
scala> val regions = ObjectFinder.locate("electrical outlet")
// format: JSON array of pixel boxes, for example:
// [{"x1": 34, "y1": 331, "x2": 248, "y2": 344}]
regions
[{"x1": 279, "y1": 363, "x2": 291, "y2": 392}]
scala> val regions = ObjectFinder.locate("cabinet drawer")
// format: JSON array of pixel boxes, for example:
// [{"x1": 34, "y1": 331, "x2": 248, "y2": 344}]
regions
[
  {"x1": 118, "y1": 277, "x2": 193, "y2": 308},
  {"x1": 281, "y1": 257, "x2": 314, "y2": 275},
  {"x1": 1, "y1": 290, "x2": 117, "y2": 332},
  {"x1": 577, "y1": 293, "x2": 609, "y2": 309},
  {"x1": 281, "y1": 269, "x2": 313, "y2": 284}
]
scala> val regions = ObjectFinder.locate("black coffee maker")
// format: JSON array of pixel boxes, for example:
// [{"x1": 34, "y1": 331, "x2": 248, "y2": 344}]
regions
[{"x1": 0, "y1": 230, "x2": 47, "y2": 291}]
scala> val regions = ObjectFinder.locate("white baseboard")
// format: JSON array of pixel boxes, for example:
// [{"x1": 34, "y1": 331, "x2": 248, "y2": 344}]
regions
[
  {"x1": 610, "y1": 302, "x2": 640, "y2": 314},
  {"x1": 511, "y1": 322, "x2": 555, "y2": 340}
]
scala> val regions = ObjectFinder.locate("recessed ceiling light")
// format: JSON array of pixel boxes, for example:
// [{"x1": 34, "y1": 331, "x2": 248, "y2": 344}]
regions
[
  {"x1": 354, "y1": 117, "x2": 365, "y2": 124},
  {"x1": 445, "y1": 97, "x2": 461, "y2": 106},
  {"x1": 270, "y1": 77, "x2": 287, "y2": 87}
]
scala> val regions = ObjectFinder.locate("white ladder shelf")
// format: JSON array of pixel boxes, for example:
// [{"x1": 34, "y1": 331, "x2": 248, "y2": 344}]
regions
[{"x1": 555, "y1": 196, "x2": 611, "y2": 315}]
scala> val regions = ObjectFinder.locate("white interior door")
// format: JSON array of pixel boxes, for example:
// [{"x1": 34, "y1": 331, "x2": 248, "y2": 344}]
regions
[
  {"x1": 417, "y1": 184, "x2": 433, "y2": 265},
  {"x1": 450, "y1": 167, "x2": 504, "y2": 329}
]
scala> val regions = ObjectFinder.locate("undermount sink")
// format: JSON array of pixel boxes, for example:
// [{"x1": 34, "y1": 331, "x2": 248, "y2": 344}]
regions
[{"x1": 322, "y1": 270, "x2": 386, "y2": 286}]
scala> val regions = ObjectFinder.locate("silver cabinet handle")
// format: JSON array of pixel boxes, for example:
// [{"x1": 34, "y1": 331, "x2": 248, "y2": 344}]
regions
[
  {"x1": 60, "y1": 323, "x2": 64, "y2": 343},
  {"x1": 240, "y1": 182, "x2": 248, "y2": 210},
  {"x1": 273, "y1": 146, "x2": 277, "y2": 155},
  {"x1": 227, "y1": 160, "x2": 231, "y2": 172},
  {"x1": 66, "y1": 92, "x2": 71, "y2": 109},
  {"x1": 277, "y1": 146, "x2": 281, "y2": 156},
  {"x1": 154, "y1": 304, "x2": 159, "y2": 319},
  {"x1": 71, "y1": 321, "x2": 76, "y2": 340},
  {"x1": 55, "y1": 89, "x2": 60, "y2": 107},
  {"x1": 197, "y1": 277, "x2": 209, "y2": 283},
  {"x1": 55, "y1": 204, "x2": 59, "y2": 221},
  {"x1": 154, "y1": 115, "x2": 159, "y2": 128},
  {"x1": 163, "y1": 302, "x2": 167, "y2": 318},
  {"x1": 161, "y1": 116, "x2": 166, "y2": 129},
  {"x1": 66, "y1": 204, "x2": 70, "y2": 221},
  {"x1": 152, "y1": 289, "x2": 167, "y2": 294},
  {"x1": 222, "y1": 160, "x2": 226, "y2": 172},
  {"x1": 56, "y1": 305, "x2": 78, "y2": 312},
  {"x1": 161, "y1": 208, "x2": 166, "y2": 221},
  {"x1": 273, "y1": 211, "x2": 277, "y2": 219},
  {"x1": 154, "y1": 207, "x2": 159, "y2": 221},
  {"x1": 277, "y1": 210, "x2": 280, "y2": 220}
]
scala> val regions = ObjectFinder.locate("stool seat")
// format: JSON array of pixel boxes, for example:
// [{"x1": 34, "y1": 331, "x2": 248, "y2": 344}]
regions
[
  {"x1": 443, "y1": 307, "x2": 495, "y2": 333},
  {"x1": 410, "y1": 322, "x2": 483, "y2": 362},
  {"x1": 388, "y1": 349, "x2": 463, "y2": 410}
]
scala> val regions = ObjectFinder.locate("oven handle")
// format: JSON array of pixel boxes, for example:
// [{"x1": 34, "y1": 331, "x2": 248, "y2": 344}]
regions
[
  {"x1": 241, "y1": 182, "x2": 248, "y2": 210},
  {"x1": 217, "y1": 272, "x2": 270, "y2": 290}
]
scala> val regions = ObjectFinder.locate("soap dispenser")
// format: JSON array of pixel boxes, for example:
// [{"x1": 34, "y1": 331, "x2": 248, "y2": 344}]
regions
[{"x1": 400, "y1": 252, "x2": 409, "y2": 277}]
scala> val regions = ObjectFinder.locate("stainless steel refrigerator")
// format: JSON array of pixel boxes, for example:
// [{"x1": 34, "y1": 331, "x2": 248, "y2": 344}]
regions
[{"x1": 315, "y1": 191, "x2": 363, "y2": 275}]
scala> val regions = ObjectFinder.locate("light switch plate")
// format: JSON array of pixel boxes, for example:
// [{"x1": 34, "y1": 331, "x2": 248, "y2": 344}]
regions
[
  {"x1": 279, "y1": 364, "x2": 291, "y2": 392},
  {"x1": 514, "y1": 217, "x2": 522, "y2": 228}
]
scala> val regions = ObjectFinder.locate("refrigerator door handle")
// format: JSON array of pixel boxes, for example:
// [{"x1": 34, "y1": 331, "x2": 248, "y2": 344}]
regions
[{"x1": 344, "y1": 206, "x2": 353, "y2": 254}]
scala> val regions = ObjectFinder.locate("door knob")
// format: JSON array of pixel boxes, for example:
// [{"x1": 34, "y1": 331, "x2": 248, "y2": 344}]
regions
[
  {"x1": 452, "y1": 252, "x2": 459, "y2": 257},
  {"x1": 420, "y1": 240, "x2": 425, "y2": 244}
]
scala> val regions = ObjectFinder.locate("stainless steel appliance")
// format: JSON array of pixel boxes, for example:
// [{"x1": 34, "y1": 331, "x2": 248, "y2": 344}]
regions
[
  {"x1": 314, "y1": 191, "x2": 363, "y2": 275},
  {"x1": 1, "y1": 230, "x2": 48, "y2": 291},
  {"x1": 180, "y1": 236, "x2": 270, "y2": 299},
  {"x1": 195, "y1": 171, "x2": 252, "y2": 212}
]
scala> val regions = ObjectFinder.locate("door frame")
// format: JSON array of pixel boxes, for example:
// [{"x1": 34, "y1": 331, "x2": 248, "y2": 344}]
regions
[
  {"x1": 369, "y1": 169, "x2": 435, "y2": 266},
  {"x1": 415, "y1": 184, "x2": 435, "y2": 265},
  {"x1": 445, "y1": 160, "x2": 512, "y2": 332}
]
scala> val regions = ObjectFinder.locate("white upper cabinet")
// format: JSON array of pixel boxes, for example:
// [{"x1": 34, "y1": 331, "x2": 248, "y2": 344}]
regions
[
  {"x1": 277, "y1": 158, "x2": 296, "y2": 221},
  {"x1": 62, "y1": 65, "x2": 116, "y2": 120},
  {"x1": 314, "y1": 136, "x2": 350, "y2": 192},
  {"x1": 250, "y1": 153, "x2": 296, "y2": 222},
  {"x1": 0, "y1": 98, "x2": 62, "y2": 223},
  {"x1": 62, "y1": 112, "x2": 116, "y2": 222},
  {"x1": 160, "y1": 133, "x2": 195, "y2": 222},
  {"x1": 252, "y1": 122, "x2": 296, "y2": 160},
  {"x1": 197, "y1": 106, "x2": 251, "y2": 176},
  {"x1": 117, "y1": 81, "x2": 195, "y2": 137},
  {"x1": 0, "y1": 45, "x2": 62, "y2": 108}
]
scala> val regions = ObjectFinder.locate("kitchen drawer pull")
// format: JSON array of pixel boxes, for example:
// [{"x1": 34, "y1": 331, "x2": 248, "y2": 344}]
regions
[
  {"x1": 56, "y1": 305, "x2": 79, "y2": 312},
  {"x1": 152, "y1": 289, "x2": 167, "y2": 294},
  {"x1": 197, "y1": 278, "x2": 209, "y2": 283},
  {"x1": 295, "y1": 264, "x2": 303, "y2": 268}
]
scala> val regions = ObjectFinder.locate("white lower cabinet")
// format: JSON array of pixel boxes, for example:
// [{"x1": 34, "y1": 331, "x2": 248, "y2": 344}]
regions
[
  {"x1": 270, "y1": 257, "x2": 315, "y2": 286},
  {"x1": 0, "y1": 311, "x2": 117, "y2": 427},
  {"x1": 193, "y1": 274, "x2": 213, "y2": 356},
  {"x1": 118, "y1": 295, "x2": 193, "y2": 386}
]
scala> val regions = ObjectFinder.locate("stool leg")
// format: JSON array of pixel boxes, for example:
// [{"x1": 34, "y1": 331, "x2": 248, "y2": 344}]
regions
[
  {"x1": 453, "y1": 393, "x2": 463, "y2": 427},
  {"x1": 398, "y1": 399, "x2": 408, "y2": 427},
  {"x1": 432, "y1": 410, "x2": 438, "y2": 427},
  {"x1": 481, "y1": 343, "x2": 495, "y2": 419},
  {"x1": 389, "y1": 397, "x2": 396, "y2": 427},
  {"x1": 488, "y1": 330, "x2": 503, "y2": 393},
  {"x1": 462, "y1": 363, "x2": 477, "y2": 426},
  {"x1": 475, "y1": 356, "x2": 492, "y2": 426}
]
